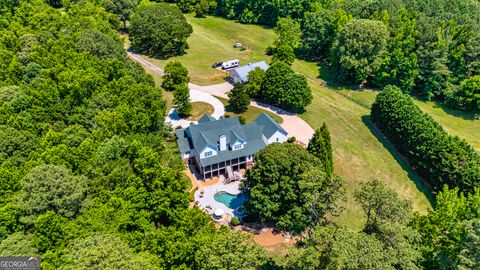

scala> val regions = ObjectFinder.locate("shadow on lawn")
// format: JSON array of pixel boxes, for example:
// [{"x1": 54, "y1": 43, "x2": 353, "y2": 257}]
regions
[
  {"x1": 361, "y1": 115, "x2": 436, "y2": 207},
  {"x1": 433, "y1": 101, "x2": 477, "y2": 121}
]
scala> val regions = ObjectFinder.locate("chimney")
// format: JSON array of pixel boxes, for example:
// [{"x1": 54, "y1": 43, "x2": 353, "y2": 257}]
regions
[{"x1": 219, "y1": 134, "x2": 227, "y2": 151}]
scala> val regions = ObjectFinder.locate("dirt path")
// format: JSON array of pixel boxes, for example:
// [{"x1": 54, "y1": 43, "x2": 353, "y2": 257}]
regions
[{"x1": 128, "y1": 52, "x2": 315, "y2": 144}]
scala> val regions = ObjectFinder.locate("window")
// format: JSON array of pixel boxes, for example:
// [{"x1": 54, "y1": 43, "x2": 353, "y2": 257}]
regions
[
  {"x1": 234, "y1": 144, "x2": 242, "y2": 150},
  {"x1": 205, "y1": 151, "x2": 213, "y2": 157},
  {"x1": 276, "y1": 138, "x2": 279, "y2": 142}
]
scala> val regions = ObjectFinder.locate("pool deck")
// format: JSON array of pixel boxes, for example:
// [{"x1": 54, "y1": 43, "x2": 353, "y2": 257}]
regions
[{"x1": 194, "y1": 180, "x2": 242, "y2": 218}]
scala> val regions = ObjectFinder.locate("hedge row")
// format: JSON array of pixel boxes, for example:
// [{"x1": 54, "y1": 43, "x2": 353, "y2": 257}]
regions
[{"x1": 371, "y1": 85, "x2": 480, "y2": 193}]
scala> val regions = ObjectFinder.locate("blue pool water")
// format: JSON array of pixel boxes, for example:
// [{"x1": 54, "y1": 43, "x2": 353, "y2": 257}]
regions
[{"x1": 214, "y1": 191, "x2": 246, "y2": 210}]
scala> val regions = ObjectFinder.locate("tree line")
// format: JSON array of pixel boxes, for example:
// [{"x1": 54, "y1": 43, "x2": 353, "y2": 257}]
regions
[
  {"x1": 153, "y1": 0, "x2": 479, "y2": 114},
  {"x1": 0, "y1": 1, "x2": 232, "y2": 269},
  {"x1": 371, "y1": 85, "x2": 480, "y2": 193}
]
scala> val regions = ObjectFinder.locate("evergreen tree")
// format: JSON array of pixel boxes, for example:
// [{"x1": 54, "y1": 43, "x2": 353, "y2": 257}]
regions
[
  {"x1": 174, "y1": 84, "x2": 192, "y2": 117},
  {"x1": 320, "y1": 123, "x2": 333, "y2": 177},
  {"x1": 307, "y1": 123, "x2": 333, "y2": 177}
]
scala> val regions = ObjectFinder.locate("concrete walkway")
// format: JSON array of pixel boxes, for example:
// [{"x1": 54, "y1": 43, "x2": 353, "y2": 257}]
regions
[
  {"x1": 128, "y1": 52, "x2": 315, "y2": 144},
  {"x1": 165, "y1": 89, "x2": 225, "y2": 128}
]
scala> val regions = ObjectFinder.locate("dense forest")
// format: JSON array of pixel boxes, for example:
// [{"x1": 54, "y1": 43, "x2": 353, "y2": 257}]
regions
[
  {"x1": 0, "y1": 0, "x2": 479, "y2": 269},
  {"x1": 0, "y1": 1, "x2": 221, "y2": 269},
  {"x1": 167, "y1": 0, "x2": 480, "y2": 114}
]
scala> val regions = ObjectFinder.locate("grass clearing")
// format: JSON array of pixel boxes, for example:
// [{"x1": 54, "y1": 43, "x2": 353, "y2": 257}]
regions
[
  {"x1": 189, "y1": 102, "x2": 215, "y2": 120},
  {"x1": 336, "y1": 89, "x2": 480, "y2": 151},
  {"x1": 293, "y1": 60, "x2": 432, "y2": 229},
  {"x1": 129, "y1": 15, "x2": 434, "y2": 230},
  {"x1": 132, "y1": 14, "x2": 275, "y2": 85}
]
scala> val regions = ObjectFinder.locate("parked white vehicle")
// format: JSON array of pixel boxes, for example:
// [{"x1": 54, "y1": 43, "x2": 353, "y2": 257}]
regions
[{"x1": 221, "y1": 59, "x2": 240, "y2": 69}]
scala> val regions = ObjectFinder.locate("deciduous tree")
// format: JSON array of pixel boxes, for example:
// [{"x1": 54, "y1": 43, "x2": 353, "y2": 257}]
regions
[
  {"x1": 161, "y1": 61, "x2": 190, "y2": 92},
  {"x1": 195, "y1": 230, "x2": 271, "y2": 270},
  {"x1": 227, "y1": 83, "x2": 249, "y2": 113},
  {"x1": 130, "y1": 3, "x2": 192, "y2": 57},
  {"x1": 173, "y1": 84, "x2": 192, "y2": 117},
  {"x1": 245, "y1": 143, "x2": 344, "y2": 233},
  {"x1": 330, "y1": 19, "x2": 388, "y2": 84},
  {"x1": 244, "y1": 67, "x2": 265, "y2": 97},
  {"x1": 260, "y1": 61, "x2": 312, "y2": 112},
  {"x1": 21, "y1": 165, "x2": 88, "y2": 219}
]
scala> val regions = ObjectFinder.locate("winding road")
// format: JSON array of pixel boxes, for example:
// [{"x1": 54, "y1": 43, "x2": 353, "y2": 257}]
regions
[{"x1": 128, "y1": 52, "x2": 315, "y2": 144}]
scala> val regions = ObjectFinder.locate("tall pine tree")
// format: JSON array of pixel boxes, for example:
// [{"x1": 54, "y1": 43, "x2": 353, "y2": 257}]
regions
[
  {"x1": 320, "y1": 123, "x2": 333, "y2": 177},
  {"x1": 307, "y1": 122, "x2": 333, "y2": 177}
]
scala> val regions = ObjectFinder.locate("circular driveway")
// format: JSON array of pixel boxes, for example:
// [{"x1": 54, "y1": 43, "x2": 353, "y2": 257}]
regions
[{"x1": 165, "y1": 88, "x2": 225, "y2": 128}]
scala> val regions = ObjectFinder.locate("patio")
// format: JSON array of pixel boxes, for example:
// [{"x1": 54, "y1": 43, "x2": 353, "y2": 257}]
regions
[{"x1": 194, "y1": 179, "x2": 244, "y2": 221}]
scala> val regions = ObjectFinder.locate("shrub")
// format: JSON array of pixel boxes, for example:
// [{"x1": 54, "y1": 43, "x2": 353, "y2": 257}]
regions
[
  {"x1": 231, "y1": 217, "x2": 241, "y2": 226},
  {"x1": 238, "y1": 115, "x2": 246, "y2": 125},
  {"x1": 189, "y1": 186, "x2": 198, "y2": 202}
]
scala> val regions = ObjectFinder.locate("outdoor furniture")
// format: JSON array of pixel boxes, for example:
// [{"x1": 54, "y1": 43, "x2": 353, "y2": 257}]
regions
[{"x1": 214, "y1": 208, "x2": 225, "y2": 217}]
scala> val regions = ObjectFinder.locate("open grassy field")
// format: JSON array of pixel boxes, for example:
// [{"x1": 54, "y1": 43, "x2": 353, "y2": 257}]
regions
[
  {"x1": 131, "y1": 14, "x2": 434, "y2": 230},
  {"x1": 292, "y1": 61, "x2": 433, "y2": 228},
  {"x1": 337, "y1": 89, "x2": 480, "y2": 151},
  {"x1": 137, "y1": 14, "x2": 275, "y2": 85}
]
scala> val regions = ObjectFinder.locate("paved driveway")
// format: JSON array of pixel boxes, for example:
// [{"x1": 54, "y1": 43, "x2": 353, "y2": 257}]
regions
[
  {"x1": 165, "y1": 89, "x2": 225, "y2": 128},
  {"x1": 128, "y1": 52, "x2": 315, "y2": 144}
]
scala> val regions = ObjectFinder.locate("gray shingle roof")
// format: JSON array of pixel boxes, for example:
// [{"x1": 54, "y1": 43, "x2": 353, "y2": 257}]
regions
[
  {"x1": 254, "y1": 112, "x2": 287, "y2": 138},
  {"x1": 175, "y1": 113, "x2": 286, "y2": 167},
  {"x1": 230, "y1": 61, "x2": 269, "y2": 83},
  {"x1": 175, "y1": 128, "x2": 192, "y2": 153},
  {"x1": 198, "y1": 114, "x2": 215, "y2": 123},
  {"x1": 199, "y1": 121, "x2": 266, "y2": 167}
]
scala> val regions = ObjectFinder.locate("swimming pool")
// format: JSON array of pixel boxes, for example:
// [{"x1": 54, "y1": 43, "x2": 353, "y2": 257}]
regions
[{"x1": 214, "y1": 191, "x2": 246, "y2": 211}]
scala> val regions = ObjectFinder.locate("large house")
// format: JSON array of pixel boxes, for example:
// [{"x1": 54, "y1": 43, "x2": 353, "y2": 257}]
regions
[
  {"x1": 228, "y1": 61, "x2": 269, "y2": 84},
  {"x1": 175, "y1": 113, "x2": 288, "y2": 179}
]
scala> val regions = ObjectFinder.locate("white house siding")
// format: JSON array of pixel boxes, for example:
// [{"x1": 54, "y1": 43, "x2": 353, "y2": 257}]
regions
[
  {"x1": 182, "y1": 152, "x2": 191, "y2": 159},
  {"x1": 200, "y1": 146, "x2": 218, "y2": 159},
  {"x1": 267, "y1": 130, "x2": 288, "y2": 144},
  {"x1": 231, "y1": 141, "x2": 244, "y2": 150}
]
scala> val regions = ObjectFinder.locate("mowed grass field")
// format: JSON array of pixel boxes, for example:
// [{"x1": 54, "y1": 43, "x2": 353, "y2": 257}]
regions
[
  {"x1": 129, "y1": 15, "x2": 435, "y2": 230},
  {"x1": 138, "y1": 14, "x2": 274, "y2": 85},
  {"x1": 338, "y1": 89, "x2": 480, "y2": 151}
]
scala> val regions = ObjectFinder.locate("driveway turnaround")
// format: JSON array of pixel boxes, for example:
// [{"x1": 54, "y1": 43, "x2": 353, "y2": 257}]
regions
[
  {"x1": 165, "y1": 89, "x2": 225, "y2": 128},
  {"x1": 128, "y1": 52, "x2": 315, "y2": 144}
]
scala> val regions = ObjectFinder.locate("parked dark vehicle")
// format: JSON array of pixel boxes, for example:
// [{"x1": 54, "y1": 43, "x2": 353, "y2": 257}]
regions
[{"x1": 212, "y1": 62, "x2": 223, "y2": 68}]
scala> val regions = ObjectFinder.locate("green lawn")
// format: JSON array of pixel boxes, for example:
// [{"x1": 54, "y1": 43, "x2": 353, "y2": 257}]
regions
[
  {"x1": 131, "y1": 15, "x2": 434, "y2": 230},
  {"x1": 216, "y1": 97, "x2": 283, "y2": 124},
  {"x1": 413, "y1": 101, "x2": 480, "y2": 151},
  {"x1": 190, "y1": 102, "x2": 215, "y2": 120},
  {"x1": 291, "y1": 60, "x2": 432, "y2": 229},
  {"x1": 136, "y1": 14, "x2": 275, "y2": 85},
  {"x1": 336, "y1": 89, "x2": 480, "y2": 151}
]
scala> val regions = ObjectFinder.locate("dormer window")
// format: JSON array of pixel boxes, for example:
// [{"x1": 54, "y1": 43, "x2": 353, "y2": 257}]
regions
[
  {"x1": 234, "y1": 144, "x2": 242, "y2": 150},
  {"x1": 205, "y1": 151, "x2": 213, "y2": 157}
]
